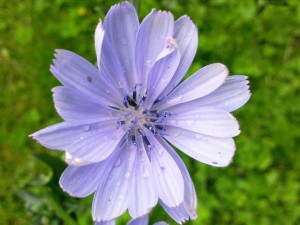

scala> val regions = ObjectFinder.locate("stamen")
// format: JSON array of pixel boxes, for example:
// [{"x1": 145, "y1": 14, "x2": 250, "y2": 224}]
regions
[
  {"x1": 132, "y1": 83, "x2": 142, "y2": 101},
  {"x1": 109, "y1": 106, "x2": 121, "y2": 111},
  {"x1": 155, "y1": 124, "x2": 165, "y2": 131},
  {"x1": 138, "y1": 128, "x2": 151, "y2": 149},
  {"x1": 133, "y1": 91, "x2": 137, "y2": 101},
  {"x1": 143, "y1": 123, "x2": 154, "y2": 132},
  {"x1": 126, "y1": 95, "x2": 137, "y2": 107},
  {"x1": 141, "y1": 90, "x2": 147, "y2": 102},
  {"x1": 153, "y1": 95, "x2": 169, "y2": 105},
  {"x1": 131, "y1": 134, "x2": 137, "y2": 146},
  {"x1": 116, "y1": 120, "x2": 126, "y2": 129},
  {"x1": 123, "y1": 96, "x2": 129, "y2": 108},
  {"x1": 129, "y1": 117, "x2": 138, "y2": 129}
]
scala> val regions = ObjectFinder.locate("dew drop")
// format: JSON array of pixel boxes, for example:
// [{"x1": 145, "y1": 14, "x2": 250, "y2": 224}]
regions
[
  {"x1": 144, "y1": 60, "x2": 151, "y2": 65},
  {"x1": 158, "y1": 148, "x2": 164, "y2": 156},
  {"x1": 119, "y1": 194, "x2": 124, "y2": 199},
  {"x1": 172, "y1": 132, "x2": 180, "y2": 137},
  {"x1": 185, "y1": 120, "x2": 195, "y2": 126},
  {"x1": 81, "y1": 125, "x2": 90, "y2": 131},
  {"x1": 124, "y1": 172, "x2": 130, "y2": 179},
  {"x1": 114, "y1": 159, "x2": 122, "y2": 168},
  {"x1": 195, "y1": 134, "x2": 203, "y2": 139},
  {"x1": 116, "y1": 182, "x2": 121, "y2": 186},
  {"x1": 105, "y1": 89, "x2": 110, "y2": 94},
  {"x1": 142, "y1": 169, "x2": 150, "y2": 178}
]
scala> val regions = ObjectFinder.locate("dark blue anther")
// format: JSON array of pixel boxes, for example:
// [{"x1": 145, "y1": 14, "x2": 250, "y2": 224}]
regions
[
  {"x1": 138, "y1": 128, "x2": 151, "y2": 148},
  {"x1": 153, "y1": 98, "x2": 160, "y2": 104},
  {"x1": 142, "y1": 90, "x2": 147, "y2": 102},
  {"x1": 155, "y1": 125, "x2": 165, "y2": 130},
  {"x1": 117, "y1": 120, "x2": 126, "y2": 129},
  {"x1": 123, "y1": 96, "x2": 129, "y2": 108},
  {"x1": 143, "y1": 123, "x2": 153, "y2": 131},
  {"x1": 131, "y1": 135, "x2": 137, "y2": 146},
  {"x1": 133, "y1": 90, "x2": 137, "y2": 101},
  {"x1": 132, "y1": 83, "x2": 142, "y2": 102}
]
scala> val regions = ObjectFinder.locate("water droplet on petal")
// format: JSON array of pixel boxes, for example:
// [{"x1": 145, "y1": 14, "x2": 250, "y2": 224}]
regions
[
  {"x1": 116, "y1": 182, "x2": 121, "y2": 186},
  {"x1": 81, "y1": 125, "x2": 90, "y2": 131},
  {"x1": 172, "y1": 132, "x2": 180, "y2": 137},
  {"x1": 119, "y1": 194, "x2": 124, "y2": 199},
  {"x1": 195, "y1": 134, "x2": 203, "y2": 139},
  {"x1": 142, "y1": 169, "x2": 150, "y2": 178},
  {"x1": 144, "y1": 60, "x2": 151, "y2": 66},
  {"x1": 114, "y1": 159, "x2": 122, "y2": 168},
  {"x1": 124, "y1": 172, "x2": 130, "y2": 179},
  {"x1": 186, "y1": 120, "x2": 195, "y2": 126},
  {"x1": 158, "y1": 148, "x2": 164, "y2": 156}
]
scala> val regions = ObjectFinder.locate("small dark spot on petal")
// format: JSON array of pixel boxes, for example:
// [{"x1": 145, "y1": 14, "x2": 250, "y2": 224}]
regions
[
  {"x1": 87, "y1": 76, "x2": 93, "y2": 82},
  {"x1": 212, "y1": 162, "x2": 218, "y2": 165}
]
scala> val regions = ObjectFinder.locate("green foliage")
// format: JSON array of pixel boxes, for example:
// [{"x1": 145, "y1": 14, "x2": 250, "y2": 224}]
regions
[{"x1": 0, "y1": 0, "x2": 299, "y2": 224}]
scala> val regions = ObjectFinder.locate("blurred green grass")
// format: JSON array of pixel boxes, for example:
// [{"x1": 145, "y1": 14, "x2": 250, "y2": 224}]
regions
[{"x1": 0, "y1": 0, "x2": 299, "y2": 224}]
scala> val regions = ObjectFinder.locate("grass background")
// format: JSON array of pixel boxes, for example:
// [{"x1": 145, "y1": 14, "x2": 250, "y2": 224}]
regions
[{"x1": 0, "y1": 0, "x2": 299, "y2": 224}]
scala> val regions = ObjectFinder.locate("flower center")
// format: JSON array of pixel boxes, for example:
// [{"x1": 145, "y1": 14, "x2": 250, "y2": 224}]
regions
[{"x1": 115, "y1": 84, "x2": 172, "y2": 149}]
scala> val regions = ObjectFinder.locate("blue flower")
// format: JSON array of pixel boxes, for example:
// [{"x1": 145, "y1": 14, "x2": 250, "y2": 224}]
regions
[{"x1": 30, "y1": 1, "x2": 250, "y2": 224}]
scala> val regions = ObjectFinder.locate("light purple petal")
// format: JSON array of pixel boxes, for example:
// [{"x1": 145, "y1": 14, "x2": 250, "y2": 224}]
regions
[
  {"x1": 67, "y1": 122, "x2": 126, "y2": 163},
  {"x1": 156, "y1": 63, "x2": 228, "y2": 109},
  {"x1": 128, "y1": 215, "x2": 149, "y2": 225},
  {"x1": 153, "y1": 222, "x2": 168, "y2": 225},
  {"x1": 158, "y1": 138, "x2": 197, "y2": 222},
  {"x1": 93, "y1": 144, "x2": 137, "y2": 222},
  {"x1": 165, "y1": 127, "x2": 235, "y2": 167},
  {"x1": 103, "y1": 2, "x2": 139, "y2": 86},
  {"x1": 95, "y1": 220, "x2": 116, "y2": 225},
  {"x1": 59, "y1": 163, "x2": 103, "y2": 198},
  {"x1": 135, "y1": 9, "x2": 174, "y2": 83},
  {"x1": 95, "y1": 20, "x2": 105, "y2": 68},
  {"x1": 159, "y1": 16, "x2": 198, "y2": 98},
  {"x1": 191, "y1": 75, "x2": 251, "y2": 112},
  {"x1": 165, "y1": 106, "x2": 240, "y2": 138},
  {"x1": 50, "y1": 50, "x2": 121, "y2": 106},
  {"x1": 147, "y1": 133, "x2": 184, "y2": 207},
  {"x1": 29, "y1": 122, "x2": 87, "y2": 151},
  {"x1": 145, "y1": 38, "x2": 181, "y2": 107},
  {"x1": 128, "y1": 135, "x2": 158, "y2": 218},
  {"x1": 52, "y1": 86, "x2": 122, "y2": 124}
]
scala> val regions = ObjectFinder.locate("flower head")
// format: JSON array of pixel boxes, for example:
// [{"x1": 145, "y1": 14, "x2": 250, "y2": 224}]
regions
[{"x1": 31, "y1": 1, "x2": 250, "y2": 224}]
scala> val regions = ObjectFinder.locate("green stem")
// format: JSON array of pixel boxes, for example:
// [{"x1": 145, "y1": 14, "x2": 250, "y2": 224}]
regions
[
  {"x1": 131, "y1": 0, "x2": 141, "y2": 15},
  {"x1": 49, "y1": 192, "x2": 77, "y2": 225}
]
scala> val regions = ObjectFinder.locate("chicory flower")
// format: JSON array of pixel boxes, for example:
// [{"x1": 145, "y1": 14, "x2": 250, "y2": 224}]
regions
[{"x1": 31, "y1": 1, "x2": 250, "y2": 224}]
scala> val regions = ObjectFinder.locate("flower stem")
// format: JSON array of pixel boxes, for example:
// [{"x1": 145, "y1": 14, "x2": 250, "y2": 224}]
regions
[{"x1": 49, "y1": 192, "x2": 77, "y2": 225}]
